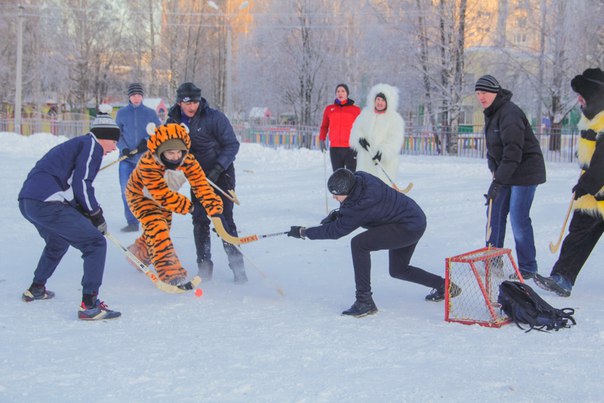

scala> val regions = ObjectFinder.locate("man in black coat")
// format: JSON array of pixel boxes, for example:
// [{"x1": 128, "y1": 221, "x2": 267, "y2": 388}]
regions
[
  {"x1": 476, "y1": 75, "x2": 546, "y2": 280},
  {"x1": 166, "y1": 82, "x2": 247, "y2": 284},
  {"x1": 287, "y1": 169, "x2": 460, "y2": 317}
]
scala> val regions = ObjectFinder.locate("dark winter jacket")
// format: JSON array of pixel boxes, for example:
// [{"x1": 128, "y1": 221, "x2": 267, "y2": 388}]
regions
[
  {"x1": 166, "y1": 98, "x2": 239, "y2": 172},
  {"x1": 116, "y1": 102, "x2": 161, "y2": 161},
  {"x1": 483, "y1": 89, "x2": 546, "y2": 186},
  {"x1": 305, "y1": 171, "x2": 426, "y2": 240},
  {"x1": 18, "y1": 134, "x2": 104, "y2": 214}
]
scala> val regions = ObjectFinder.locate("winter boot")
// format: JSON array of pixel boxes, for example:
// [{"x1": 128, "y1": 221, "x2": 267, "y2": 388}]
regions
[
  {"x1": 197, "y1": 260, "x2": 214, "y2": 282},
  {"x1": 341, "y1": 293, "x2": 378, "y2": 317},
  {"x1": 533, "y1": 273, "x2": 572, "y2": 297},
  {"x1": 121, "y1": 222, "x2": 139, "y2": 233},
  {"x1": 78, "y1": 299, "x2": 121, "y2": 320},
  {"x1": 22, "y1": 284, "x2": 55, "y2": 302},
  {"x1": 425, "y1": 281, "x2": 462, "y2": 302},
  {"x1": 230, "y1": 263, "x2": 248, "y2": 284}
]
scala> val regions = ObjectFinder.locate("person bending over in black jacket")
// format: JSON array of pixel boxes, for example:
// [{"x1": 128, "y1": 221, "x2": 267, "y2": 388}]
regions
[{"x1": 288, "y1": 168, "x2": 460, "y2": 317}]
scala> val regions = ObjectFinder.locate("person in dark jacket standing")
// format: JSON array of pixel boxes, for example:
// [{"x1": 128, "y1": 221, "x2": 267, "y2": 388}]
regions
[
  {"x1": 476, "y1": 75, "x2": 546, "y2": 280},
  {"x1": 18, "y1": 104, "x2": 121, "y2": 320},
  {"x1": 166, "y1": 82, "x2": 247, "y2": 284},
  {"x1": 319, "y1": 84, "x2": 361, "y2": 171},
  {"x1": 535, "y1": 68, "x2": 604, "y2": 297},
  {"x1": 287, "y1": 169, "x2": 460, "y2": 317},
  {"x1": 115, "y1": 82, "x2": 161, "y2": 232}
]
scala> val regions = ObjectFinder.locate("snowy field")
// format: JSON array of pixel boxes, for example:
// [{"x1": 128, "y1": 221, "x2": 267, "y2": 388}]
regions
[{"x1": 1, "y1": 131, "x2": 603, "y2": 402}]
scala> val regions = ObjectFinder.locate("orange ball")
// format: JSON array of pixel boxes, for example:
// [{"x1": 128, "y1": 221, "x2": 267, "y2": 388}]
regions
[{"x1": 195, "y1": 288, "x2": 203, "y2": 297}]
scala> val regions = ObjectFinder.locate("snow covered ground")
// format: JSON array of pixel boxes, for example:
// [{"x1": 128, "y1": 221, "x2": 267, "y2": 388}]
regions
[{"x1": 1, "y1": 131, "x2": 603, "y2": 402}]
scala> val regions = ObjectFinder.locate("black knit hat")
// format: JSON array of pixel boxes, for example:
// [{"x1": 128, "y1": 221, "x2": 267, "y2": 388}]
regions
[
  {"x1": 571, "y1": 68, "x2": 604, "y2": 119},
  {"x1": 335, "y1": 83, "x2": 349, "y2": 96},
  {"x1": 328, "y1": 168, "x2": 356, "y2": 195},
  {"x1": 127, "y1": 82, "x2": 144, "y2": 97},
  {"x1": 176, "y1": 82, "x2": 202, "y2": 103},
  {"x1": 475, "y1": 75, "x2": 501, "y2": 93},
  {"x1": 90, "y1": 104, "x2": 120, "y2": 141}
]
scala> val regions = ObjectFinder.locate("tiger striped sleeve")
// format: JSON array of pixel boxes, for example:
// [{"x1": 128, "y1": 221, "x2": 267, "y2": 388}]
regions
[{"x1": 181, "y1": 154, "x2": 224, "y2": 216}]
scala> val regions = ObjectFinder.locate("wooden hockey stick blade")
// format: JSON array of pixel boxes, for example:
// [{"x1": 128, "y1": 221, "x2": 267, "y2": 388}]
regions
[
  {"x1": 549, "y1": 193, "x2": 575, "y2": 254},
  {"x1": 105, "y1": 232, "x2": 199, "y2": 293},
  {"x1": 227, "y1": 189, "x2": 240, "y2": 205},
  {"x1": 212, "y1": 217, "x2": 255, "y2": 245},
  {"x1": 399, "y1": 182, "x2": 413, "y2": 193},
  {"x1": 206, "y1": 178, "x2": 240, "y2": 205}
]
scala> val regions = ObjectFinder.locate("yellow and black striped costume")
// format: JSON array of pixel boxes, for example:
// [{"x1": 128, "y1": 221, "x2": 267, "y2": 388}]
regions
[
  {"x1": 125, "y1": 123, "x2": 223, "y2": 283},
  {"x1": 574, "y1": 111, "x2": 604, "y2": 218}
]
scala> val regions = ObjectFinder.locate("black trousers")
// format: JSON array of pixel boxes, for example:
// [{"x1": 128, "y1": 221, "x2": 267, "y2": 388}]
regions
[
  {"x1": 551, "y1": 210, "x2": 604, "y2": 285},
  {"x1": 350, "y1": 223, "x2": 444, "y2": 297},
  {"x1": 329, "y1": 147, "x2": 357, "y2": 172},
  {"x1": 191, "y1": 164, "x2": 244, "y2": 269}
]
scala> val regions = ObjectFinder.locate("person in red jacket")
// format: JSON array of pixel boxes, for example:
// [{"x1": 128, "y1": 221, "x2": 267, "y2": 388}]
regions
[{"x1": 319, "y1": 83, "x2": 361, "y2": 171}]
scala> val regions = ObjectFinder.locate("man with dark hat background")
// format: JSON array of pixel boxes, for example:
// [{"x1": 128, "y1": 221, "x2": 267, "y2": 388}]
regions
[
  {"x1": 475, "y1": 74, "x2": 546, "y2": 280},
  {"x1": 115, "y1": 82, "x2": 162, "y2": 233},
  {"x1": 535, "y1": 68, "x2": 604, "y2": 297},
  {"x1": 166, "y1": 82, "x2": 247, "y2": 284},
  {"x1": 287, "y1": 168, "x2": 460, "y2": 317},
  {"x1": 18, "y1": 104, "x2": 121, "y2": 320}
]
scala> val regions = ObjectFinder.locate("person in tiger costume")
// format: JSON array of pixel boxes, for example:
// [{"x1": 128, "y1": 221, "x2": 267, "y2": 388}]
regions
[
  {"x1": 535, "y1": 68, "x2": 604, "y2": 297},
  {"x1": 125, "y1": 123, "x2": 223, "y2": 285}
]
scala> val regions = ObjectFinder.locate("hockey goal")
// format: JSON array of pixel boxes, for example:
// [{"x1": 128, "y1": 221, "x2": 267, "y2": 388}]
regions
[{"x1": 445, "y1": 247, "x2": 523, "y2": 327}]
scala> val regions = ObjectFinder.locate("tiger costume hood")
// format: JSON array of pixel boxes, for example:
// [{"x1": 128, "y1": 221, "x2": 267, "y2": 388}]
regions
[{"x1": 146, "y1": 123, "x2": 190, "y2": 170}]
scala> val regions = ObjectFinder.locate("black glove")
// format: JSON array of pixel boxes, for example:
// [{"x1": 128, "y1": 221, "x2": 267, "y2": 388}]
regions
[
  {"x1": 287, "y1": 226, "x2": 306, "y2": 239},
  {"x1": 136, "y1": 139, "x2": 148, "y2": 153},
  {"x1": 206, "y1": 165, "x2": 225, "y2": 183},
  {"x1": 120, "y1": 148, "x2": 131, "y2": 157},
  {"x1": 484, "y1": 181, "x2": 501, "y2": 205},
  {"x1": 320, "y1": 140, "x2": 326, "y2": 152},
  {"x1": 320, "y1": 209, "x2": 341, "y2": 225},
  {"x1": 89, "y1": 208, "x2": 107, "y2": 234},
  {"x1": 372, "y1": 151, "x2": 382, "y2": 163},
  {"x1": 572, "y1": 183, "x2": 588, "y2": 200},
  {"x1": 358, "y1": 138, "x2": 370, "y2": 151}
]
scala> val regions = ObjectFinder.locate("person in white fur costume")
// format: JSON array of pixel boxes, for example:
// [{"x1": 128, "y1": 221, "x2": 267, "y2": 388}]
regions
[{"x1": 349, "y1": 83, "x2": 405, "y2": 185}]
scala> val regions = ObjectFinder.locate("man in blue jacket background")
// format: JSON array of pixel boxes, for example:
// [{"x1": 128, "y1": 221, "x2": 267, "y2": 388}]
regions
[
  {"x1": 19, "y1": 105, "x2": 122, "y2": 320},
  {"x1": 166, "y1": 82, "x2": 247, "y2": 284},
  {"x1": 288, "y1": 169, "x2": 460, "y2": 317},
  {"x1": 116, "y1": 82, "x2": 161, "y2": 232}
]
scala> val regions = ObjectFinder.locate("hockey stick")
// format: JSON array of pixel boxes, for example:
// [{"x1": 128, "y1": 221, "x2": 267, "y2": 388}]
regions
[
  {"x1": 549, "y1": 193, "x2": 575, "y2": 254},
  {"x1": 365, "y1": 145, "x2": 413, "y2": 194},
  {"x1": 211, "y1": 216, "x2": 287, "y2": 245},
  {"x1": 322, "y1": 150, "x2": 329, "y2": 214},
  {"x1": 234, "y1": 244, "x2": 286, "y2": 297},
  {"x1": 100, "y1": 148, "x2": 139, "y2": 172},
  {"x1": 486, "y1": 198, "x2": 493, "y2": 245},
  {"x1": 105, "y1": 232, "x2": 201, "y2": 293},
  {"x1": 206, "y1": 177, "x2": 240, "y2": 206}
]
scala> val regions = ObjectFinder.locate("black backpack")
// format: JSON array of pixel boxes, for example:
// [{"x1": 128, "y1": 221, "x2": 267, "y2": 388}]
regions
[{"x1": 497, "y1": 280, "x2": 576, "y2": 332}]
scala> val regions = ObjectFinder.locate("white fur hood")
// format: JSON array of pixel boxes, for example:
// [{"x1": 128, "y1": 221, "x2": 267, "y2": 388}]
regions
[{"x1": 366, "y1": 83, "x2": 399, "y2": 112}]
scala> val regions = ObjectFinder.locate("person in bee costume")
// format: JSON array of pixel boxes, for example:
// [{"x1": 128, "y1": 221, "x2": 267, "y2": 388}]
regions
[{"x1": 535, "y1": 68, "x2": 604, "y2": 297}]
